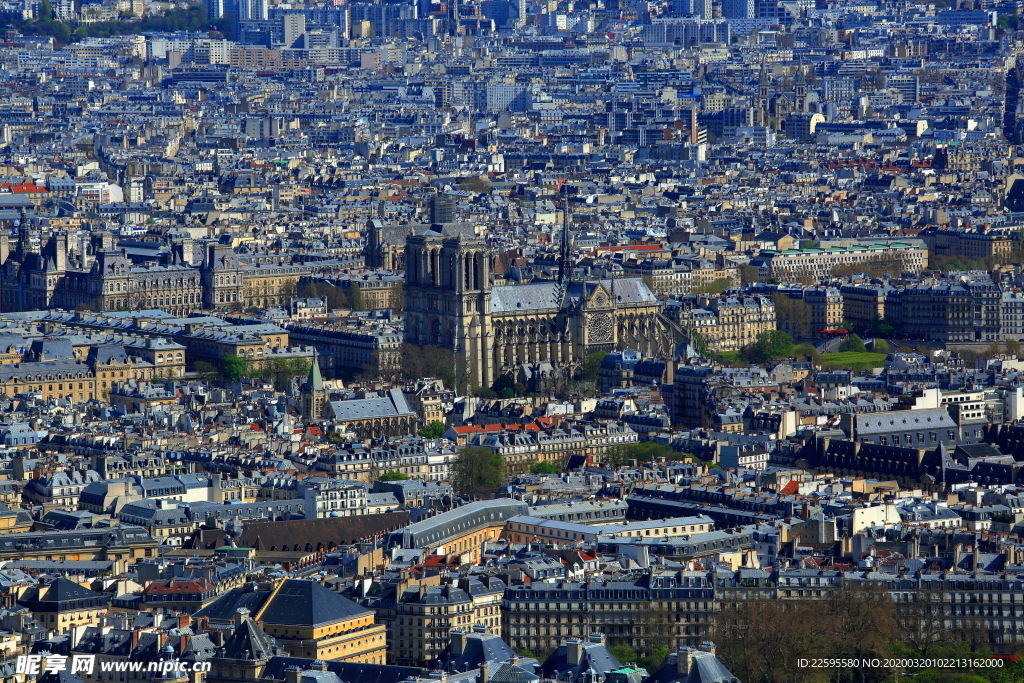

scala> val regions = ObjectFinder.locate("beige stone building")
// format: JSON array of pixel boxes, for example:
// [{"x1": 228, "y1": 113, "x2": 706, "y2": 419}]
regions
[
  {"x1": 251, "y1": 579, "x2": 388, "y2": 663},
  {"x1": 672, "y1": 294, "x2": 776, "y2": 353},
  {"x1": 395, "y1": 577, "x2": 505, "y2": 666},
  {"x1": 753, "y1": 242, "x2": 927, "y2": 281}
]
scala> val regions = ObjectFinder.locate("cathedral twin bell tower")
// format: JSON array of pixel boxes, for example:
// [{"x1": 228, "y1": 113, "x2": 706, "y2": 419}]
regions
[{"x1": 404, "y1": 228, "x2": 493, "y2": 392}]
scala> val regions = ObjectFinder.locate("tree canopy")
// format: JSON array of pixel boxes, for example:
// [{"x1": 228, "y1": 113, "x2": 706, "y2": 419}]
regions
[
  {"x1": 529, "y1": 461, "x2": 559, "y2": 474},
  {"x1": 743, "y1": 330, "x2": 795, "y2": 363},
  {"x1": 348, "y1": 282, "x2": 366, "y2": 311},
  {"x1": 581, "y1": 351, "x2": 607, "y2": 382},
  {"x1": 219, "y1": 355, "x2": 247, "y2": 382},
  {"x1": 839, "y1": 334, "x2": 867, "y2": 353},
  {"x1": 450, "y1": 447, "x2": 506, "y2": 493},
  {"x1": 418, "y1": 421, "x2": 447, "y2": 439},
  {"x1": 603, "y1": 441, "x2": 687, "y2": 467},
  {"x1": 379, "y1": 470, "x2": 410, "y2": 481}
]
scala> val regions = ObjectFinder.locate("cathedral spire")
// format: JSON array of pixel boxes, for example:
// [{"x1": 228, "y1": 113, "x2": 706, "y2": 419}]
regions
[{"x1": 558, "y1": 184, "x2": 573, "y2": 285}]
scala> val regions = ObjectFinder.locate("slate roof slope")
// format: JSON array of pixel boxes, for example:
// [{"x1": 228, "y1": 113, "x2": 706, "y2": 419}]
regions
[
  {"x1": 687, "y1": 654, "x2": 738, "y2": 683},
  {"x1": 444, "y1": 632, "x2": 539, "y2": 672},
  {"x1": 19, "y1": 577, "x2": 105, "y2": 608},
  {"x1": 193, "y1": 586, "x2": 272, "y2": 624},
  {"x1": 648, "y1": 648, "x2": 739, "y2": 683},
  {"x1": 539, "y1": 638, "x2": 624, "y2": 683},
  {"x1": 73, "y1": 627, "x2": 132, "y2": 656},
  {"x1": 179, "y1": 633, "x2": 218, "y2": 661},
  {"x1": 239, "y1": 511, "x2": 410, "y2": 550},
  {"x1": 262, "y1": 657, "x2": 421, "y2": 683},
  {"x1": 491, "y1": 283, "x2": 561, "y2": 312},
  {"x1": 854, "y1": 408, "x2": 955, "y2": 435},
  {"x1": 36, "y1": 671, "x2": 86, "y2": 683},
  {"x1": 260, "y1": 579, "x2": 372, "y2": 627},
  {"x1": 328, "y1": 389, "x2": 415, "y2": 421},
  {"x1": 489, "y1": 660, "x2": 540, "y2": 683},
  {"x1": 222, "y1": 616, "x2": 281, "y2": 660}
]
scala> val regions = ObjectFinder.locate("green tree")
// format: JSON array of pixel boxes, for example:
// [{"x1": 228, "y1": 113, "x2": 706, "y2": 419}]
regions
[
  {"x1": 873, "y1": 338, "x2": 890, "y2": 354},
  {"x1": 872, "y1": 317, "x2": 896, "y2": 337},
  {"x1": 839, "y1": 334, "x2": 867, "y2": 353},
  {"x1": 608, "y1": 644, "x2": 638, "y2": 664},
  {"x1": 418, "y1": 421, "x2": 447, "y2": 439},
  {"x1": 349, "y1": 282, "x2": 366, "y2": 311},
  {"x1": 379, "y1": 470, "x2": 410, "y2": 481},
  {"x1": 450, "y1": 447, "x2": 506, "y2": 493},
  {"x1": 690, "y1": 329, "x2": 708, "y2": 357},
  {"x1": 603, "y1": 441, "x2": 682, "y2": 467},
  {"x1": 580, "y1": 351, "x2": 608, "y2": 382},
  {"x1": 1007, "y1": 338, "x2": 1022, "y2": 357},
  {"x1": 288, "y1": 358, "x2": 311, "y2": 376},
  {"x1": 696, "y1": 278, "x2": 732, "y2": 295},
  {"x1": 745, "y1": 330, "x2": 794, "y2": 363},
  {"x1": 529, "y1": 461, "x2": 559, "y2": 474},
  {"x1": 491, "y1": 374, "x2": 515, "y2": 396},
  {"x1": 194, "y1": 360, "x2": 220, "y2": 383},
  {"x1": 300, "y1": 282, "x2": 320, "y2": 299},
  {"x1": 220, "y1": 354, "x2": 247, "y2": 382}
]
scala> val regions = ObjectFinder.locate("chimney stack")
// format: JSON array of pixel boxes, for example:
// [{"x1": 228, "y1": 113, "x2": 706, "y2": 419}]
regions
[
  {"x1": 566, "y1": 640, "x2": 584, "y2": 665},
  {"x1": 451, "y1": 630, "x2": 468, "y2": 656},
  {"x1": 676, "y1": 647, "x2": 694, "y2": 676},
  {"x1": 234, "y1": 608, "x2": 250, "y2": 632}
]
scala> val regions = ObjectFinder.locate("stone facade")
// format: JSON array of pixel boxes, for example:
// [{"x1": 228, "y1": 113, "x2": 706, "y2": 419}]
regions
[
  {"x1": 0, "y1": 231, "x2": 323, "y2": 316},
  {"x1": 403, "y1": 226, "x2": 672, "y2": 391}
]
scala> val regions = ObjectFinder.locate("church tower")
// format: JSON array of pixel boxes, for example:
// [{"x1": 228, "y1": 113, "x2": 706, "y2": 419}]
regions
[
  {"x1": 794, "y1": 70, "x2": 808, "y2": 113},
  {"x1": 300, "y1": 351, "x2": 326, "y2": 419},
  {"x1": 404, "y1": 229, "x2": 493, "y2": 391}
]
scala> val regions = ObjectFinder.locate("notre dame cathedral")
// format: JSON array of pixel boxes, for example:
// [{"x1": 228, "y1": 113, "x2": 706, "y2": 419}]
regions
[{"x1": 403, "y1": 224, "x2": 674, "y2": 392}]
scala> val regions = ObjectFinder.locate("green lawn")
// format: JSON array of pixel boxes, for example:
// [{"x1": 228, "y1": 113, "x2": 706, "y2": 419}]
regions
[{"x1": 818, "y1": 352, "x2": 888, "y2": 371}]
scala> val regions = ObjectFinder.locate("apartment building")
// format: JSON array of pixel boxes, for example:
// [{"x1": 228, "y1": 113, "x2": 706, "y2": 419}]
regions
[
  {"x1": 840, "y1": 283, "x2": 891, "y2": 329},
  {"x1": 753, "y1": 243, "x2": 927, "y2": 280},
  {"x1": 394, "y1": 577, "x2": 505, "y2": 666},
  {"x1": 887, "y1": 280, "x2": 1002, "y2": 342},
  {"x1": 501, "y1": 572, "x2": 716, "y2": 654},
  {"x1": 920, "y1": 225, "x2": 1016, "y2": 261},
  {"x1": 671, "y1": 294, "x2": 776, "y2": 353}
]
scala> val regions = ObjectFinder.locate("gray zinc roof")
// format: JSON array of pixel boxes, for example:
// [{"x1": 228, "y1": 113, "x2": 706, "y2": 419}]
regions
[
  {"x1": 491, "y1": 283, "x2": 561, "y2": 313},
  {"x1": 855, "y1": 408, "x2": 956, "y2": 435},
  {"x1": 329, "y1": 388, "x2": 414, "y2": 421}
]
